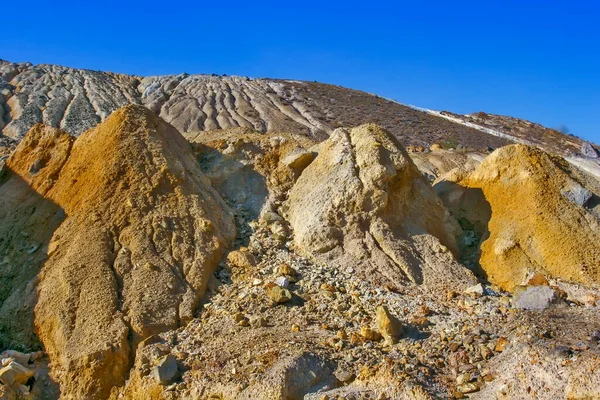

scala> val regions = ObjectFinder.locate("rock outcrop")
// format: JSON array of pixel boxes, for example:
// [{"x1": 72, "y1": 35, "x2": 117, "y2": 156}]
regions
[
  {"x1": 286, "y1": 124, "x2": 475, "y2": 291},
  {"x1": 435, "y1": 144, "x2": 600, "y2": 291},
  {"x1": 0, "y1": 105, "x2": 236, "y2": 398}
]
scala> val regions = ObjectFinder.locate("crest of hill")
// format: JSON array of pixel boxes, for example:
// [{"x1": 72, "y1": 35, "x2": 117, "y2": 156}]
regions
[{"x1": 4, "y1": 58, "x2": 589, "y2": 157}]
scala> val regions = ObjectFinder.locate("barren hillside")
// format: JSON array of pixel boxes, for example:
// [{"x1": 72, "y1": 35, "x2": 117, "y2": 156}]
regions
[{"x1": 2, "y1": 59, "x2": 595, "y2": 157}]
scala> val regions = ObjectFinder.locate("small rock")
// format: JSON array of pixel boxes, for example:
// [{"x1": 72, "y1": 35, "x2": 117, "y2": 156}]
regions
[
  {"x1": 0, "y1": 351, "x2": 29, "y2": 366},
  {"x1": 495, "y1": 337, "x2": 509, "y2": 352},
  {"x1": 277, "y1": 264, "x2": 297, "y2": 276},
  {"x1": 457, "y1": 383, "x2": 480, "y2": 394},
  {"x1": 581, "y1": 142, "x2": 599, "y2": 158},
  {"x1": 152, "y1": 354, "x2": 178, "y2": 385},
  {"x1": 252, "y1": 278, "x2": 263, "y2": 286},
  {"x1": 561, "y1": 184, "x2": 592, "y2": 207},
  {"x1": 260, "y1": 211, "x2": 283, "y2": 224},
  {"x1": 360, "y1": 326, "x2": 382, "y2": 341},
  {"x1": 456, "y1": 373, "x2": 470, "y2": 385},
  {"x1": 334, "y1": 367, "x2": 355, "y2": 384},
  {"x1": 275, "y1": 276, "x2": 290, "y2": 288},
  {"x1": 527, "y1": 273, "x2": 549, "y2": 286},
  {"x1": 515, "y1": 286, "x2": 560, "y2": 310},
  {"x1": 0, "y1": 362, "x2": 34, "y2": 386},
  {"x1": 227, "y1": 249, "x2": 258, "y2": 269},
  {"x1": 265, "y1": 283, "x2": 292, "y2": 303},
  {"x1": 320, "y1": 283, "x2": 335, "y2": 292},
  {"x1": 479, "y1": 345, "x2": 493, "y2": 359},
  {"x1": 376, "y1": 306, "x2": 403, "y2": 345},
  {"x1": 464, "y1": 283, "x2": 485, "y2": 297},
  {"x1": 250, "y1": 316, "x2": 268, "y2": 328},
  {"x1": 232, "y1": 312, "x2": 249, "y2": 327},
  {"x1": 282, "y1": 149, "x2": 315, "y2": 171}
]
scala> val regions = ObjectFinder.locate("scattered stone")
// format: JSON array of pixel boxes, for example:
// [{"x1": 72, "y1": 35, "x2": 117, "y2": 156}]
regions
[
  {"x1": 275, "y1": 276, "x2": 290, "y2": 288},
  {"x1": 250, "y1": 316, "x2": 267, "y2": 328},
  {"x1": 0, "y1": 351, "x2": 30, "y2": 366},
  {"x1": 456, "y1": 373, "x2": 470, "y2": 385},
  {"x1": 320, "y1": 283, "x2": 335, "y2": 292},
  {"x1": 265, "y1": 283, "x2": 292, "y2": 303},
  {"x1": 152, "y1": 354, "x2": 178, "y2": 385},
  {"x1": 376, "y1": 305, "x2": 404, "y2": 345},
  {"x1": 334, "y1": 367, "x2": 355, "y2": 384},
  {"x1": 361, "y1": 326, "x2": 382, "y2": 341},
  {"x1": 479, "y1": 344, "x2": 494, "y2": 359},
  {"x1": 581, "y1": 142, "x2": 599, "y2": 158},
  {"x1": 233, "y1": 312, "x2": 249, "y2": 327},
  {"x1": 0, "y1": 362, "x2": 34, "y2": 386},
  {"x1": 515, "y1": 286, "x2": 561, "y2": 310},
  {"x1": 457, "y1": 382, "x2": 480, "y2": 394},
  {"x1": 282, "y1": 149, "x2": 315, "y2": 171},
  {"x1": 464, "y1": 283, "x2": 485, "y2": 297},
  {"x1": 277, "y1": 264, "x2": 297, "y2": 276},
  {"x1": 494, "y1": 337, "x2": 509, "y2": 352},
  {"x1": 259, "y1": 211, "x2": 283, "y2": 224},
  {"x1": 227, "y1": 249, "x2": 257, "y2": 269},
  {"x1": 527, "y1": 274, "x2": 549, "y2": 286}
]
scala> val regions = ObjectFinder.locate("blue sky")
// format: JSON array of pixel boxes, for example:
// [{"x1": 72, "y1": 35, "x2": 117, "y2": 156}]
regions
[{"x1": 3, "y1": 1, "x2": 599, "y2": 142}]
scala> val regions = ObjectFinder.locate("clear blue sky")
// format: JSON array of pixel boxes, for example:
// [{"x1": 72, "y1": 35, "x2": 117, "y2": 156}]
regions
[{"x1": 3, "y1": 1, "x2": 599, "y2": 142}]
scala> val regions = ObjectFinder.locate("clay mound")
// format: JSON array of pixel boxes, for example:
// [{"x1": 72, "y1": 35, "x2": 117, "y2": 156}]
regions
[
  {"x1": 0, "y1": 105, "x2": 236, "y2": 398},
  {"x1": 435, "y1": 144, "x2": 600, "y2": 291},
  {"x1": 285, "y1": 124, "x2": 475, "y2": 290}
]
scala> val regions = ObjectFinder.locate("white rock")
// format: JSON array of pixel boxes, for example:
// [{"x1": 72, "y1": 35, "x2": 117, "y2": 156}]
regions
[
  {"x1": 275, "y1": 276, "x2": 290, "y2": 288},
  {"x1": 465, "y1": 283, "x2": 485, "y2": 296}
]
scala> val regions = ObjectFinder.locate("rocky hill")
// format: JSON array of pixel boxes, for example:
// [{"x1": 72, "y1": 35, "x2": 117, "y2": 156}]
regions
[{"x1": 2, "y1": 59, "x2": 597, "y2": 159}]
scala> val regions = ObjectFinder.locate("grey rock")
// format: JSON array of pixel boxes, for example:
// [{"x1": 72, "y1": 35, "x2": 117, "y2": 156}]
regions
[
  {"x1": 152, "y1": 354, "x2": 178, "y2": 385},
  {"x1": 515, "y1": 286, "x2": 560, "y2": 310},
  {"x1": 581, "y1": 142, "x2": 599, "y2": 158},
  {"x1": 561, "y1": 184, "x2": 592, "y2": 206}
]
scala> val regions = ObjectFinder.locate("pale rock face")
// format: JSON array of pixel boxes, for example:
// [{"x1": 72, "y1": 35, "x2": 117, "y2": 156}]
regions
[{"x1": 286, "y1": 124, "x2": 476, "y2": 291}]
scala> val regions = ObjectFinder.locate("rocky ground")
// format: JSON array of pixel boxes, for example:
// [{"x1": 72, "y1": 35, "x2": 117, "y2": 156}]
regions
[{"x1": 112, "y1": 204, "x2": 600, "y2": 399}]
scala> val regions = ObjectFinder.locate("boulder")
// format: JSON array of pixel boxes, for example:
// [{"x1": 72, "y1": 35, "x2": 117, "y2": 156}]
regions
[
  {"x1": 0, "y1": 362, "x2": 34, "y2": 386},
  {"x1": 515, "y1": 286, "x2": 561, "y2": 310},
  {"x1": 581, "y1": 142, "x2": 599, "y2": 158},
  {"x1": 152, "y1": 354, "x2": 178, "y2": 385},
  {"x1": 435, "y1": 144, "x2": 600, "y2": 291},
  {"x1": 286, "y1": 124, "x2": 475, "y2": 291},
  {"x1": 227, "y1": 249, "x2": 258, "y2": 269}
]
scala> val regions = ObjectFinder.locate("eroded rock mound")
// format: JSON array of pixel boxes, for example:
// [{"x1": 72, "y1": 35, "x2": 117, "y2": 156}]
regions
[
  {"x1": 436, "y1": 144, "x2": 600, "y2": 291},
  {"x1": 286, "y1": 124, "x2": 475, "y2": 290},
  {"x1": 0, "y1": 105, "x2": 236, "y2": 398}
]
